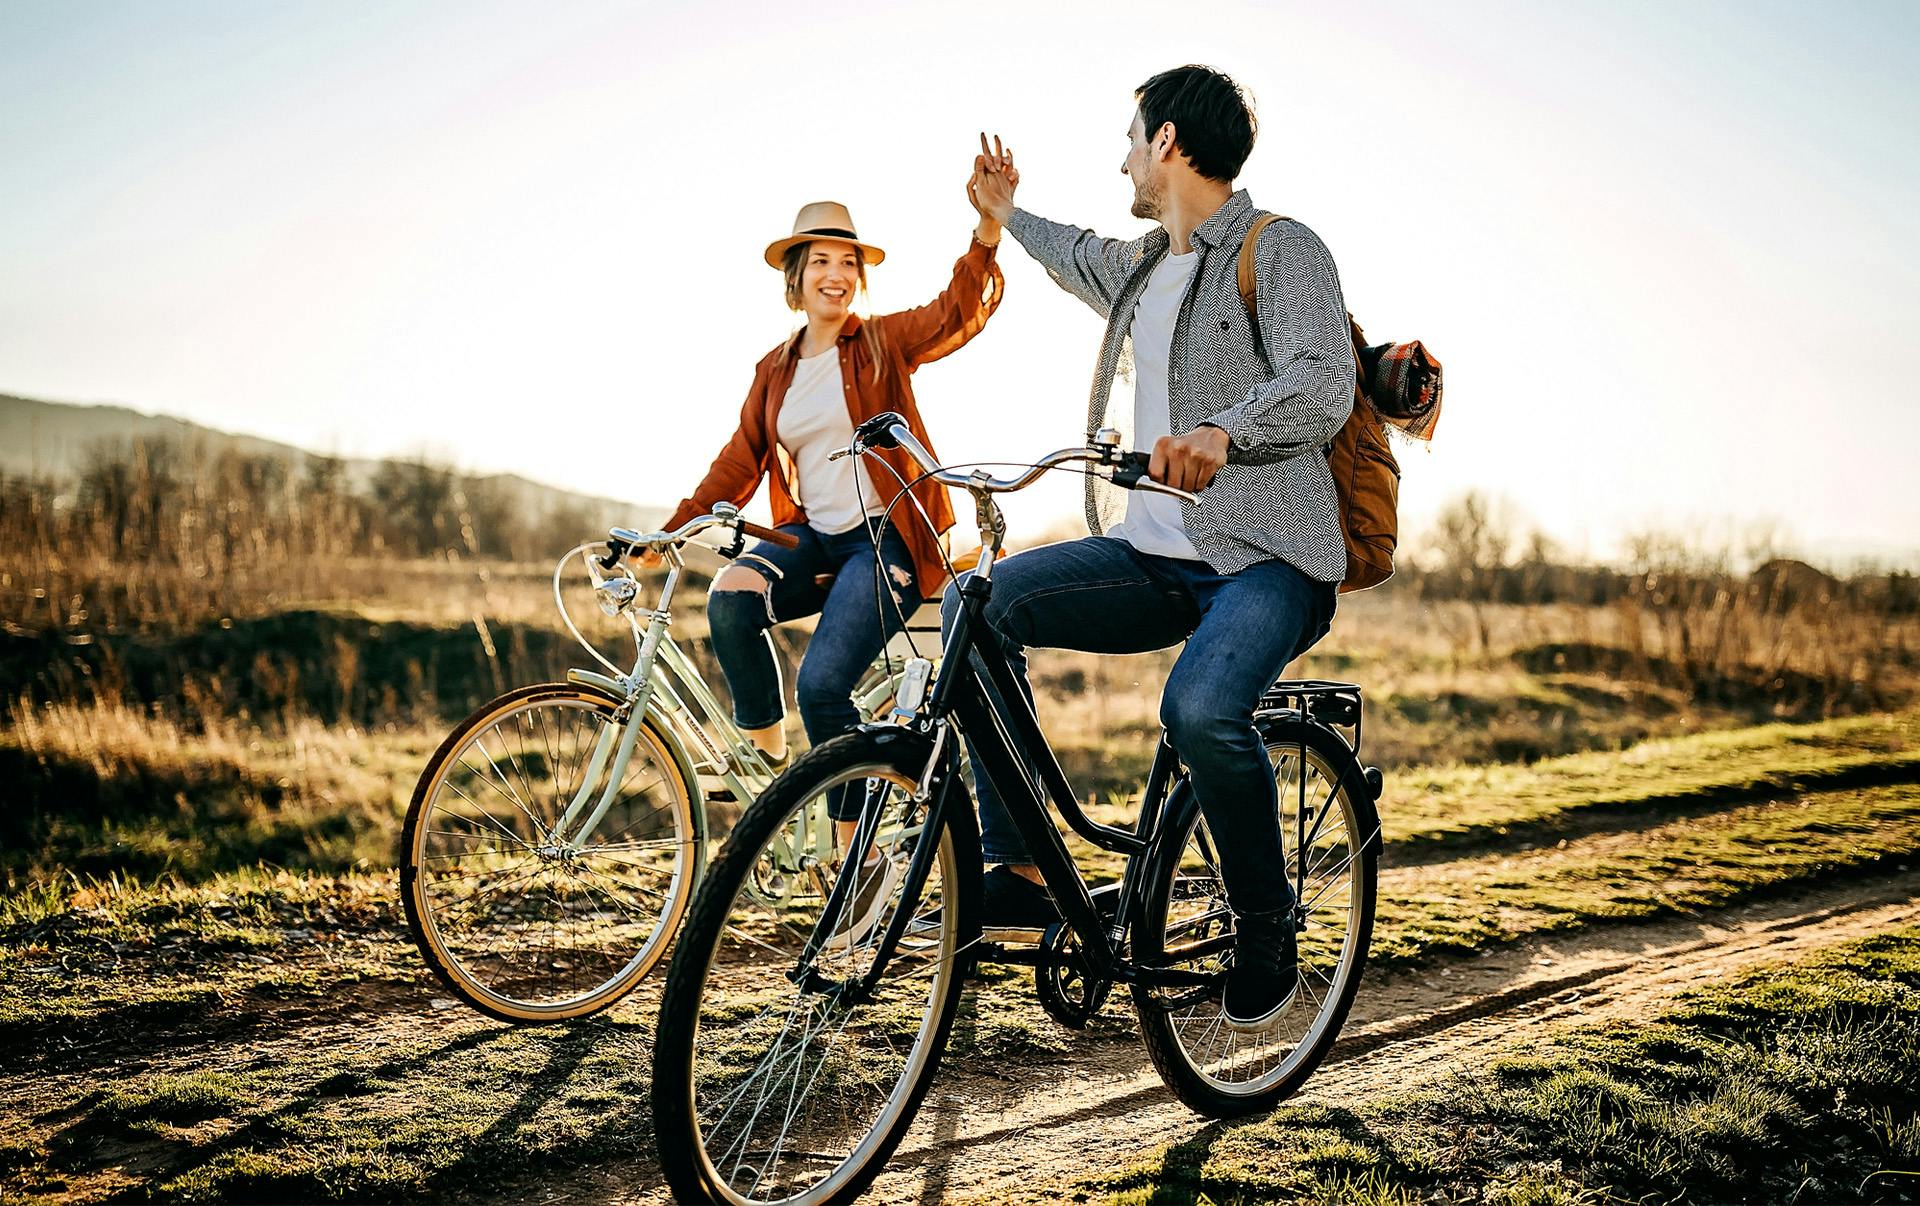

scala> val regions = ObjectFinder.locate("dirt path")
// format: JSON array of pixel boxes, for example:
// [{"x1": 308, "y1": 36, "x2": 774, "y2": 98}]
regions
[
  {"x1": 846, "y1": 867, "x2": 1920, "y2": 1204},
  {"x1": 24, "y1": 866, "x2": 1920, "y2": 1205}
]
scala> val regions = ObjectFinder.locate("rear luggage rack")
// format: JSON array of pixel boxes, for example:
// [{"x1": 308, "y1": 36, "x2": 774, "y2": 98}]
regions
[{"x1": 1256, "y1": 679, "x2": 1366, "y2": 757}]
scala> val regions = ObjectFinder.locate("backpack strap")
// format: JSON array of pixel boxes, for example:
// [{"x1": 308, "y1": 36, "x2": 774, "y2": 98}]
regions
[
  {"x1": 1237, "y1": 213, "x2": 1371, "y2": 397},
  {"x1": 1235, "y1": 213, "x2": 1283, "y2": 369}
]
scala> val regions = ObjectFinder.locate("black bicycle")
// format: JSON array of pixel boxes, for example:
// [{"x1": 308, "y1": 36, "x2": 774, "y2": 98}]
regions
[{"x1": 650, "y1": 413, "x2": 1383, "y2": 1205}]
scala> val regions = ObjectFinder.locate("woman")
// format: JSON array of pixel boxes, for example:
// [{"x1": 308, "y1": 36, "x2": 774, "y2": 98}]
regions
[{"x1": 659, "y1": 176, "x2": 1005, "y2": 845}]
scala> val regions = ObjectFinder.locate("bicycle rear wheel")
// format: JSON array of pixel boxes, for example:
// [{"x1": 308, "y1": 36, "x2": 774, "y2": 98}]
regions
[
  {"x1": 401, "y1": 683, "x2": 698, "y2": 1022},
  {"x1": 1133, "y1": 717, "x2": 1378, "y2": 1117},
  {"x1": 652, "y1": 728, "x2": 979, "y2": 1205}
]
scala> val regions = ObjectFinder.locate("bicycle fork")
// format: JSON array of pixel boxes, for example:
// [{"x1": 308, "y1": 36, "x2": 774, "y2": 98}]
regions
[{"x1": 790, "y1": 732, "x2": 958, "y2": 1002}]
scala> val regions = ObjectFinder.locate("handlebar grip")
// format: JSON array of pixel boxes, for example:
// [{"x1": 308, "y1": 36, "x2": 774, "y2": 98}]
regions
[
  {"x1": 1110, "y1": 450, "x2": 1201, "y2": 504},
  {"x1": 1111, "y1": 450, "x2": 1153, "y2": 491},
  {"x1": 852, "y1": 410, "x2": 908, "y2": 449},
  {"x1": 740, "y1": 521, "x2": 800, "y2": 549}
]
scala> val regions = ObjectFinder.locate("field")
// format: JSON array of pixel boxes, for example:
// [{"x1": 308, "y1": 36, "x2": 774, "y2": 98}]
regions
[{"x1": 6, "y1": 461, "x2": 1920, "y2": 1203}]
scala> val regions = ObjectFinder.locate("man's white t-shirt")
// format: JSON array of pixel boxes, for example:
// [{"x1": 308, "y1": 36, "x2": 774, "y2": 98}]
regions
[
  {"x1": 776, "y1": 347, "x2": 881, "y2": 533},
  {"x1": 1106, "y1": 249, "x2": 1203, "y2": 561}
]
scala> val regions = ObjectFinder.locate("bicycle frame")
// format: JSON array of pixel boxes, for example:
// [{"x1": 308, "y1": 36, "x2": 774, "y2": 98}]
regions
[
  {"x1": 548, "y1": 553, "x2": 747, "y2": 853},
  {"x1": 926, "y1": 570, "x2": 1202, "y2": 984},
  {"x1": 797, "y1": 449, "x2": 1371, "y2": 1002},
  {"x1": 551, "y1": 533, "x2": 936, "y2": 881},
  {"x1": 819, "y1": 574, "x2": 1373, "y2": 1007}
]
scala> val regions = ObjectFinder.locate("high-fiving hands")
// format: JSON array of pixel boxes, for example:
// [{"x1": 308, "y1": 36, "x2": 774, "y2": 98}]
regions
[{"x1": 968, "y1": 132, "x2": 1019, "y2": 226}]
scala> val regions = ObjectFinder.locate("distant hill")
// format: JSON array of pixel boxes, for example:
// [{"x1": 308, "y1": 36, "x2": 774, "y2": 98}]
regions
[{"x1": 0, "y1": 392, "x2": 668, "y2": 530}]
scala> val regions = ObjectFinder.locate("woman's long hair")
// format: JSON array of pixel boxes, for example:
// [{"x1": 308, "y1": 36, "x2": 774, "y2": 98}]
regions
[{"x1": 781, "y1": 242, "x2": 888, "y2": 386}]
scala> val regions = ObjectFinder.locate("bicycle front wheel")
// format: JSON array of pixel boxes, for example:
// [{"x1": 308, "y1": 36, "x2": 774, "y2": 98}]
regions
[
  {"x1": 1133, "y1": 717, "x2": 1378, "y2": 1117},
  {"x1": 652, "y1": 728, "x2": 980, "y2": 1206},
  {"x1": 401, "y1": 683, "x2": 699, "y2": 1022}
]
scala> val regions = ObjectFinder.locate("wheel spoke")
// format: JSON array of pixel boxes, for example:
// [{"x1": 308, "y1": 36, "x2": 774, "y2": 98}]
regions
[
  {"x1": 1136, "y1": 730, "x2": 1374, "y2": 1107},
  {"x1": 664, "y1": 754, "x2": 961, "y2": 1205},
  {"x1": 406, "y1": 693, "x2": 693, "y2": 1017}
]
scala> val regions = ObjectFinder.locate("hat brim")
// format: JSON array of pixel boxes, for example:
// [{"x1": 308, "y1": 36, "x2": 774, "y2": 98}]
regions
[{"x1": 764, "y1": 232, "x2": 887, "y2": 270}]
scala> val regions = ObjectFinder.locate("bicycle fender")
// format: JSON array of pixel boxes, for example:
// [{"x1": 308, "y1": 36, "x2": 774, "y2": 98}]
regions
[{"x1": 1138, "y1": 773, "x2": 1201, "y2": 909}]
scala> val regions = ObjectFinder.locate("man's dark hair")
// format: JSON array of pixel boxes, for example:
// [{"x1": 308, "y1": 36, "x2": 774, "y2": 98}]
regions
[{"x1": 1134, "y1": 65, "x2": 1256, "y2": 183}]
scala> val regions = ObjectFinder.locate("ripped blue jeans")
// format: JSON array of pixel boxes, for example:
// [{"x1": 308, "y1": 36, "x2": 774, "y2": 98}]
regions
[{"x1": 705, "y1": 520, "x2": 918, "y2": 819}]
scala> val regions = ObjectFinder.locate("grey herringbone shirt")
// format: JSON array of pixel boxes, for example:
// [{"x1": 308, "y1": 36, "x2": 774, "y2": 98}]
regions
[{"x1": 1007, "y1": 190, "x2": 1354, "y2": 581}]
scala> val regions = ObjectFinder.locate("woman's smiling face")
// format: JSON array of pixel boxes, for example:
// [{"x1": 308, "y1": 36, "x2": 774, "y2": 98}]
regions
[{"x1": 799, "y1": 239, "x2": 861, "y2": 322}]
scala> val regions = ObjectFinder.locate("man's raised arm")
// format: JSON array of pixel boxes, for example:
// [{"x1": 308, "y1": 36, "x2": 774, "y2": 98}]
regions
[{"x1": 969, "y1": 134, "x2": 1145, "y2": 319}]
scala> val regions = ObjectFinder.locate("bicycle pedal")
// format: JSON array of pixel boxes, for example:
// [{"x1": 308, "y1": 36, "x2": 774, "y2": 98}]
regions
[{"x1": 981, "y1": 925, "x2": 1046, "y2": 946}]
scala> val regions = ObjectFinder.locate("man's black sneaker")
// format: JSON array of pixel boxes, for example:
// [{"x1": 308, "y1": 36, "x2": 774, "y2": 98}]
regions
[
  {"x1": 1222, "y1": 908, "x2": 1299, "y2": 1032},
  {"x1": 980, "y1": 865, "x2": 1059, "y2": 930}
]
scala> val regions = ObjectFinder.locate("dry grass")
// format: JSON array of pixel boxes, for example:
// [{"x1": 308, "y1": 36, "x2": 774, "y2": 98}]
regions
[
  {"x1": 1, "y1": 698, "x2": 428, "y2": 881},
  {"x1": 1032, "y1": 590, "x2": 1919, "y2": 794}
]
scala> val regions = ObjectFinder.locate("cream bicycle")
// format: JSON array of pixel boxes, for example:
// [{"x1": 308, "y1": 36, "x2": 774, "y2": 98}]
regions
[{"x1": 400, "y1": 504, "x2": 934, "y2": 1023}]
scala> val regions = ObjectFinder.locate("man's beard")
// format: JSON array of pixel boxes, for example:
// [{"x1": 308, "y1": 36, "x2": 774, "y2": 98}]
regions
[{"x1": 1130, "y1": 173, "x2": 1161, "y2": 220}]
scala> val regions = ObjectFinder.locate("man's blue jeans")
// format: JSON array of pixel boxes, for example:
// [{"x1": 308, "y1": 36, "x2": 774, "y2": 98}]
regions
[
  {"x1": 707, "y1": 520, "x2": 917, "y2": 820},
  {"x1": 939, "y1": 536, "x2": 1335, "y2": 917}
]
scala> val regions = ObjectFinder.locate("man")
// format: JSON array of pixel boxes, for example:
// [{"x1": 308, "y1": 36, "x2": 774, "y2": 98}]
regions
[{"x1": 954, "y1": 65, "x2": 1354, "y2": 1031}]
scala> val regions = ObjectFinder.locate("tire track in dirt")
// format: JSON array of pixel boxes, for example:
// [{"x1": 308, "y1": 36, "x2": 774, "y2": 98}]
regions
[
  {"x1": 524, "y1": 865, "x2": 1920, "y2": 1205},
  {"x1": 852, "y1": 866, "x2": 1920, "y2": 1205}
]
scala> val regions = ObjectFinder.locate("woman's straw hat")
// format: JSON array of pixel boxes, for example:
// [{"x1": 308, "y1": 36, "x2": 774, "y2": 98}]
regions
[{"x1": 763, "y1": 201, "x2": 887, "y2": 269}]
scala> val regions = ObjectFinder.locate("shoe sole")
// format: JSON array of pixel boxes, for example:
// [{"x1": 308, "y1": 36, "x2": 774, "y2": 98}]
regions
[
  {"x1": 1223, "y1": 983, "x2": 1300, "y2": 1033},
  {"x1": 820, "y1": 856, "x2": 904, "y2": 953}
]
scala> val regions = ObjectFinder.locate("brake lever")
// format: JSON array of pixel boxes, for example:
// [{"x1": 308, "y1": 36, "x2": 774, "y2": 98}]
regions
[
  {"x1": 1110, "y1": 451, "x2": 1199, "y2": 504},
  {"x1": 598, "y1": 538, "x2": 632, "y2": 571},
  {"x1": 1110, "y1": 450, "x2": 1151, "y2": 491}
]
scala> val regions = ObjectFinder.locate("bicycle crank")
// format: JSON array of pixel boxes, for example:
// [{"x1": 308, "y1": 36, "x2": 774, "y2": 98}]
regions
[{"x1": 1034, "y1": 921, "x2": 1113, "y2": 1029}]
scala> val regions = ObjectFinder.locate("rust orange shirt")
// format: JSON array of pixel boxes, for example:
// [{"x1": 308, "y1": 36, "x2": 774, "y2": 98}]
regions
[{"x1": 667, "y1": 236, "x2": 1004, "y2": 595}]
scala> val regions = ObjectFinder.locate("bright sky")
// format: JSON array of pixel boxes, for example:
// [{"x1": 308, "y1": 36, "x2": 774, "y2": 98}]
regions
[{"x1": 3, "y1": 0, "x2": 1916, "y2": 566}]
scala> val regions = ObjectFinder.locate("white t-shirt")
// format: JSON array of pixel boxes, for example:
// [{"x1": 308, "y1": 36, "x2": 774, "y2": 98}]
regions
[
  {"x1": 776, "y1": 347, "x2": 882, "y2": 534},
  {"x1": 1106, "y1": 249, "x2": 1202, "y2": 561}
]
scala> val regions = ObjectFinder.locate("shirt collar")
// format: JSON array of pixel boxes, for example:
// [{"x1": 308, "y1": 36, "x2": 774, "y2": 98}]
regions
[{"x1": 1189, "y1": 189, "x2": 1253, "y2": 251}]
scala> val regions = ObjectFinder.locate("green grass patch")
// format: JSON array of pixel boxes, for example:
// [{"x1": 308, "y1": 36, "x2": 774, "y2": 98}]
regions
[
  {"x1": 1063, "y1": 709, "x2": 1920, "y2": 892},
  {"x1": 95, "y1": 1071, "x2": 254, "y2": 1128},
  {"x1": 1093, "y1": 927, "x2": 1920, "y2": 1205},
  {"x1": 34, "y1": 1017, "x2": 659, "y2": 1202},
  {"x1": 0, "y1": 869, "x2": 411, "y2": 1067},
  {"x1": 1390, "y1": 707, "x2": 1920, "y2": 859},
  {"x1": 0, "y1": 869, "x2": 667, "y2": 1202},
  {"x1": 1375, "y1": 781, "x2": 1920, "y2": 969}
]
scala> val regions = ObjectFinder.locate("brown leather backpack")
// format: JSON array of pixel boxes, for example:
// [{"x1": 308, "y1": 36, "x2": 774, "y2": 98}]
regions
[{"x1": 1236, "y1": 214, "x2": 1410, "y2": 594}]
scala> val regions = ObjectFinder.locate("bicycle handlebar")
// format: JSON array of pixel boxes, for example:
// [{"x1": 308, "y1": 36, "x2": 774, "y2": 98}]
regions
[
  {"x1": 738, "y1": 519, "x2": 800, "y2": 548},
  {"x1": 831, "y1": 412, "x2": 1200, "y2": 505},
  {"x1": 597, "y1": 508, "x2": 799, "y2": 570}
]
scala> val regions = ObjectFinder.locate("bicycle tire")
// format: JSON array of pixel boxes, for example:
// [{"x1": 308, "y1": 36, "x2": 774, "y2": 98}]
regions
[
  {"x1": 401, "y1": 683, "x2": 699, "y2": 1023},
  {"x1": 1133, "y1": 717, "x2": 1379, "y2": 1117},
  {"x1": 652, "y1": 727, "x2": 980, "y2": 1205}
]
